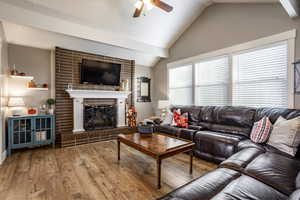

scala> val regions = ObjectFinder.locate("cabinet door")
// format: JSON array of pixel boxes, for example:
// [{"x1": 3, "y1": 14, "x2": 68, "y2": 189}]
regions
[
  {"x1": 34, "y1": 117, "x2": 52, "y2": 145},
  {"x1": 11, "y1": 118, "x2": 32, "y2": 147}
]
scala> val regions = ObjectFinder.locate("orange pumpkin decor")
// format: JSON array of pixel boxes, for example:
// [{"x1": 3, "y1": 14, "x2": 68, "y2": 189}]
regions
[
  {"x1": 28, "y1": 80, "x2": 37, "y2": 88},
  {"x1": 28, "y1": 108, "x2": 37, "y2": 115}
]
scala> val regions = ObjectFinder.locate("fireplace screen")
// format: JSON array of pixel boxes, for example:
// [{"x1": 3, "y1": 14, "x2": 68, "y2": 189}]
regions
[{"x1": 84, "y1": 104, "x2": 117, "y2": 131}]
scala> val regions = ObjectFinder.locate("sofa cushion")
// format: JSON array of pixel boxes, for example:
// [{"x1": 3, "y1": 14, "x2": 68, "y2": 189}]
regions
[
  {"x1": 159, "y1": 125, "x2": 181, "y2": 137},
  {"x1": 179, "y1": 128, "x2": 197, "y2": 141},
  {"x1": 296, "y1": 172, "x2": 300, "y2": 189},
  {"x1": 203, "y1": 123, "x2": 252, "y2": 137},
  {"x1": 244, "y1": 152, "x2": 300, "y2": 195},
  {"x1": 220, "y1": 147, "x2": 264, "y2": 171},
  {"x1": 194, "y1": 131, "x2": 247, "y2": 163},
  {"x1": 157, "y1": 168, "x2": 240, "y2": 200},
  {"x1": 188, "y1": 125, "x2": 204, "y2": 131},
  {"x1": 238, "y1": 139, "x2": 298, "y2": 159},
  {"x1": 211, "y1": 175, "x2": 287, "y2": 200},
  {"x1": 289, "y1": 189, "x2": 300, "y2": 200},
  {"x1": 238, "y1": 139, "x2": 266, "y2": 152},
  {"x1": 254, "y1": 107, "x2": 300, "y2": 124},
  {"x1": 198, "y1": 106, "x2": 215, "y2": 123},
  {"x1": 213, "y1": 106, "x2": 256, "y2": 128},
  {"x1": 196, "y1": 131, "x2": 246, "y2": 145},
  {"x1": 198, "y1": 106, "x2": 256, "y2": 137}
]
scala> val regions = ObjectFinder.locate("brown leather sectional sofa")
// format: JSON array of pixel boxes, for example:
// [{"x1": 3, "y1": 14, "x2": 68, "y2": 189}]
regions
[{"x1": 157, "y1": 106, "x2": 300, "y2": 200}]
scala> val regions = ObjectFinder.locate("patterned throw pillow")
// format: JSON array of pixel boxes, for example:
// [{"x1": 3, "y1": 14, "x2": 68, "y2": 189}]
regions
[
  {"x1": 161, "y1": 110, "x2": 174, "y2": 125},
  {"x1": 267, "y1": 116, "x2": 300, "y2": 156},
  {"x1": 250, "y1": 116, "x2": 272, "y2": 144},
  {"x1": 173, "y1": 109, "x2": 188, "y2": 128}
]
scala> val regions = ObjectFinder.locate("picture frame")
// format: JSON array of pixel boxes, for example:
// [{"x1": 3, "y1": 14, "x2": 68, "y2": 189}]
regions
[
  {"x1": 137, "y1": 77, "x2": 151, "y2": 102},
  {"x1": 295, "y1": 60, "x2": 300, "y2": 94}
]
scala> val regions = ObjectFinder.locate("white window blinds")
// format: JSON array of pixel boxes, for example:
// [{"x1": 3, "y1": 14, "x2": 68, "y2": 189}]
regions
[
  {"x1": 169, "y1": 65, "x2": 193, "y2": 105},
  {"x1": 195, "y1": 57, "x2": 229, "y2": 106},
  {"x1": 232, "y1": 42, "x2": 288, "y2": 108}
]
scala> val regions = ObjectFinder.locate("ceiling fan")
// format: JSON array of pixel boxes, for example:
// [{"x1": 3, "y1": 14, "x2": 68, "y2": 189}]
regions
[{"x1": 133, "y1": 0, "x2": 173, "y2": 18}]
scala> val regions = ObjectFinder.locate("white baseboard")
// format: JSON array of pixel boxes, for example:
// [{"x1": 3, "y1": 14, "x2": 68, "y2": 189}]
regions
[{"x1": 0, "y1": 150, "x2": 7, "y2": 165}]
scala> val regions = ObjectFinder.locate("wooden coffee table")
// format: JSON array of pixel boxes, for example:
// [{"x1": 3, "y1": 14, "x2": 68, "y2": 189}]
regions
[{"x1": 117, "y1": 132, "x2": 195, "y2": 189}]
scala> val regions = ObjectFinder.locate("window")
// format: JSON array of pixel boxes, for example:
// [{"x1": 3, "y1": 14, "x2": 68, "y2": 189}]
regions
[
  {"x1": 168, "y1": 65, "x2": 193, "y2": 105},
  {"x1": 168, "y1": 30, "x2": 294, "y2": 108},
  {"x1": 195, "y1": 57, "x2": 229, "y2": 106},
  {"x1": 232, "y1": 42, "x2": 288, "y2": 107}
]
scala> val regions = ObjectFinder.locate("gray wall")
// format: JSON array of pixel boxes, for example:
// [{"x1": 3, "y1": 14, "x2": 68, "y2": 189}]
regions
[
  {"x1": 6, "y1": 44, "x2": 154, "y2": 121},
  {"x1": 153, "y1": 3, "x2": 300, "y2": 109},
  {"x1": 135, "y1": 65, "x2": 154, "y2": 122},
  {"x1": 0, "y1": 21, "x2": 8, "y2": 159},
  {"x1": 7, "y1": 44, "x2": 51, "y2": 109}
]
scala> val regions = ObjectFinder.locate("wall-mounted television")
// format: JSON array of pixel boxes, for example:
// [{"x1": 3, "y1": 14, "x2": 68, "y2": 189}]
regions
[{"x1": 80, "y1": 59, "x2": 121, "y2": 86}]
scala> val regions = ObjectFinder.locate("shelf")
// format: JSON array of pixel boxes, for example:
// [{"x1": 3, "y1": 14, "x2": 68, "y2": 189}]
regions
[
  {"x1": 27, "y1": 87, "x2": 49, "y2": 91},
  {"x1": 10, "y1": 75, "x2": 34, "y2": 80}
]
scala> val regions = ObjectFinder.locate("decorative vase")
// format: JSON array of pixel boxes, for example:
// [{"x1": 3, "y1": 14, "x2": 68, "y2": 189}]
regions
[{"x1": 48, "y1": 108, "x2": 54, "y2": 115}]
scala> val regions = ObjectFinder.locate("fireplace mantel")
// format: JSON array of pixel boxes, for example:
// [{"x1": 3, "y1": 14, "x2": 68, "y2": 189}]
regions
[
  {"x1": 66, "y1": 89, "x2": 131, "y2": 99},
  {"x1": 66, "y1": 89, "x2": 131, "y2": 133}
]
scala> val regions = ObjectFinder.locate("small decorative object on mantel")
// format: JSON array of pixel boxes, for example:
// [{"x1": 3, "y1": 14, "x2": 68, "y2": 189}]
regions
[
  {"x1": 137, "y1": 77, "x2": 151, "y2": 102},
  {"x1": 67, "y1": 83, "x2": 73, "y2": 90},
  {"x1": 127, "y1": 105, "x2": 137, "y2": 128},
  {"x1": 10, "y1": 64, "x2": 18, "y2": 75},
  {"x1": 120, "y1": 79, "x2": 129, "y2": 91},
  {"x1": 47, "y1": 98, "x2": 56, "y2": 114},
  {"x1": 294, "y1": 59, "x2": 300, "y2": 94},
  {"x1": 28, "y1": 80, "x2": 37, "y2": 88}
]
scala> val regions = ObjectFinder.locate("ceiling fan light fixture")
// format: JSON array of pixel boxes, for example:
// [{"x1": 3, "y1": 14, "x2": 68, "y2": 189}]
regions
[
  {"x1": 144, "y1": 0, "x2": 154, "y2": 10},
  {"x1": 134, "y1": 0, "x2": 143, "y2": 10}
]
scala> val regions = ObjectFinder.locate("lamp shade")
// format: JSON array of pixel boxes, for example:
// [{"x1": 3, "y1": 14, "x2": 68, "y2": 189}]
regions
[
  {"x1": 158, "y1": 100, "x2": 169, "y2": 109},
  {"x1": 8, "y1": 97, "x2": 25, "y2": 107}
]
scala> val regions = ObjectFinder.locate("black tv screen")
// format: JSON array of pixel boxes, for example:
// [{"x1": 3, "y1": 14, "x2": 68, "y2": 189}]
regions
[{"x1": 80, "y1": 59, "x2": 121, "y2": 86}]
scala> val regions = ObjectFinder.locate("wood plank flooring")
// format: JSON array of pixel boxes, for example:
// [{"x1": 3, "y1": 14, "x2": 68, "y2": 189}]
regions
[{"x1": 0, "y1": 141, "x2": 217, "y2": 200}]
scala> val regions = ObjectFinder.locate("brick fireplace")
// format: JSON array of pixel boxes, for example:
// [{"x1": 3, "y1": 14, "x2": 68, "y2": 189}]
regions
[{"x1": 55, "y1": 47, "x2": 135, "y2": 147}]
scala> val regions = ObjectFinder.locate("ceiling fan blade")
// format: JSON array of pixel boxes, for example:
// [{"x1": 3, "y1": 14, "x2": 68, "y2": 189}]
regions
[
  {"x1": 133, "y1": 1, "x2": 145, "y2": 17},
  {"x1": 152, "y1": 0, "x2": 173, "y2": 12}
]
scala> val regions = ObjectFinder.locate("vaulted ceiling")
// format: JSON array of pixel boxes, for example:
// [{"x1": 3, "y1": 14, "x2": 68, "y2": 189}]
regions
[{"x1": 0, "y1": 0, "x2": 283, "y2": 66}]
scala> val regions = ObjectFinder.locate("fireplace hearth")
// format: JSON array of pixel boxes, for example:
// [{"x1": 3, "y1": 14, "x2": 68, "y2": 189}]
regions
[{"x1": 84, "y1": 104, "x2": 117, "y2": 131}]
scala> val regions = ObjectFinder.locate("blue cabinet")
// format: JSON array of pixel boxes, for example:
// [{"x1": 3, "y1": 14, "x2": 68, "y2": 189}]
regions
[{"x1": 7, "y1": 115, "x2": 55, "y2": 156}]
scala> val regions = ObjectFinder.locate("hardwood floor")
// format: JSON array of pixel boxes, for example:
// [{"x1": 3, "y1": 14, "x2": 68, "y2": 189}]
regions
[{"x1": 0, "y1": 141, "x2": 217, "y2": 200}]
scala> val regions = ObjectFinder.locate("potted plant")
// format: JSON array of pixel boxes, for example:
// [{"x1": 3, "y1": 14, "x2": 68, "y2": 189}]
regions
[{"x1": 46, "y1": 98, "x2": 56, "y2": 115}]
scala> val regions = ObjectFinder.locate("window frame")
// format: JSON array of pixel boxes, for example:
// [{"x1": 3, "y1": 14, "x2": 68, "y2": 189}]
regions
[{"x1": 167, "y1": 30, "x2": 296, "y2": 108}]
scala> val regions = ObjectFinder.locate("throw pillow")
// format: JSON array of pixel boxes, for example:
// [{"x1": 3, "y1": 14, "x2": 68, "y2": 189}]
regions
[
  {"x1": 267, "y1": 116, "x2": 300, "y2": 156},
  {"x1": 161, "y1": 110, "x2": 174, "y2": 125},
  {"x1": 172, "y1": 109, "x2": 181, "y2": 126},
  {"x1": 173, "y1": 109, "x2": 188, "y2": 128},
  {"x1": 250, "y1": 116, "x2": 272, "y2": 144}
]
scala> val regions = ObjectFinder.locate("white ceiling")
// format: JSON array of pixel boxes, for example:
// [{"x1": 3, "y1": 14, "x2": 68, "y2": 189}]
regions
[{"x1": 0, "y1": 0, "x2": 279, "y2": 66}]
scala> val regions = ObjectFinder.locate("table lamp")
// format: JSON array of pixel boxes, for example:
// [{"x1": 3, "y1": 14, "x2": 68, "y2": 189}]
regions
[
  {"x1": 158, "y1": 100, "x2": 169, "y2": 120},
  {"x1": 8, "y1": 97, "x2": 25, "y2": 116}
]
